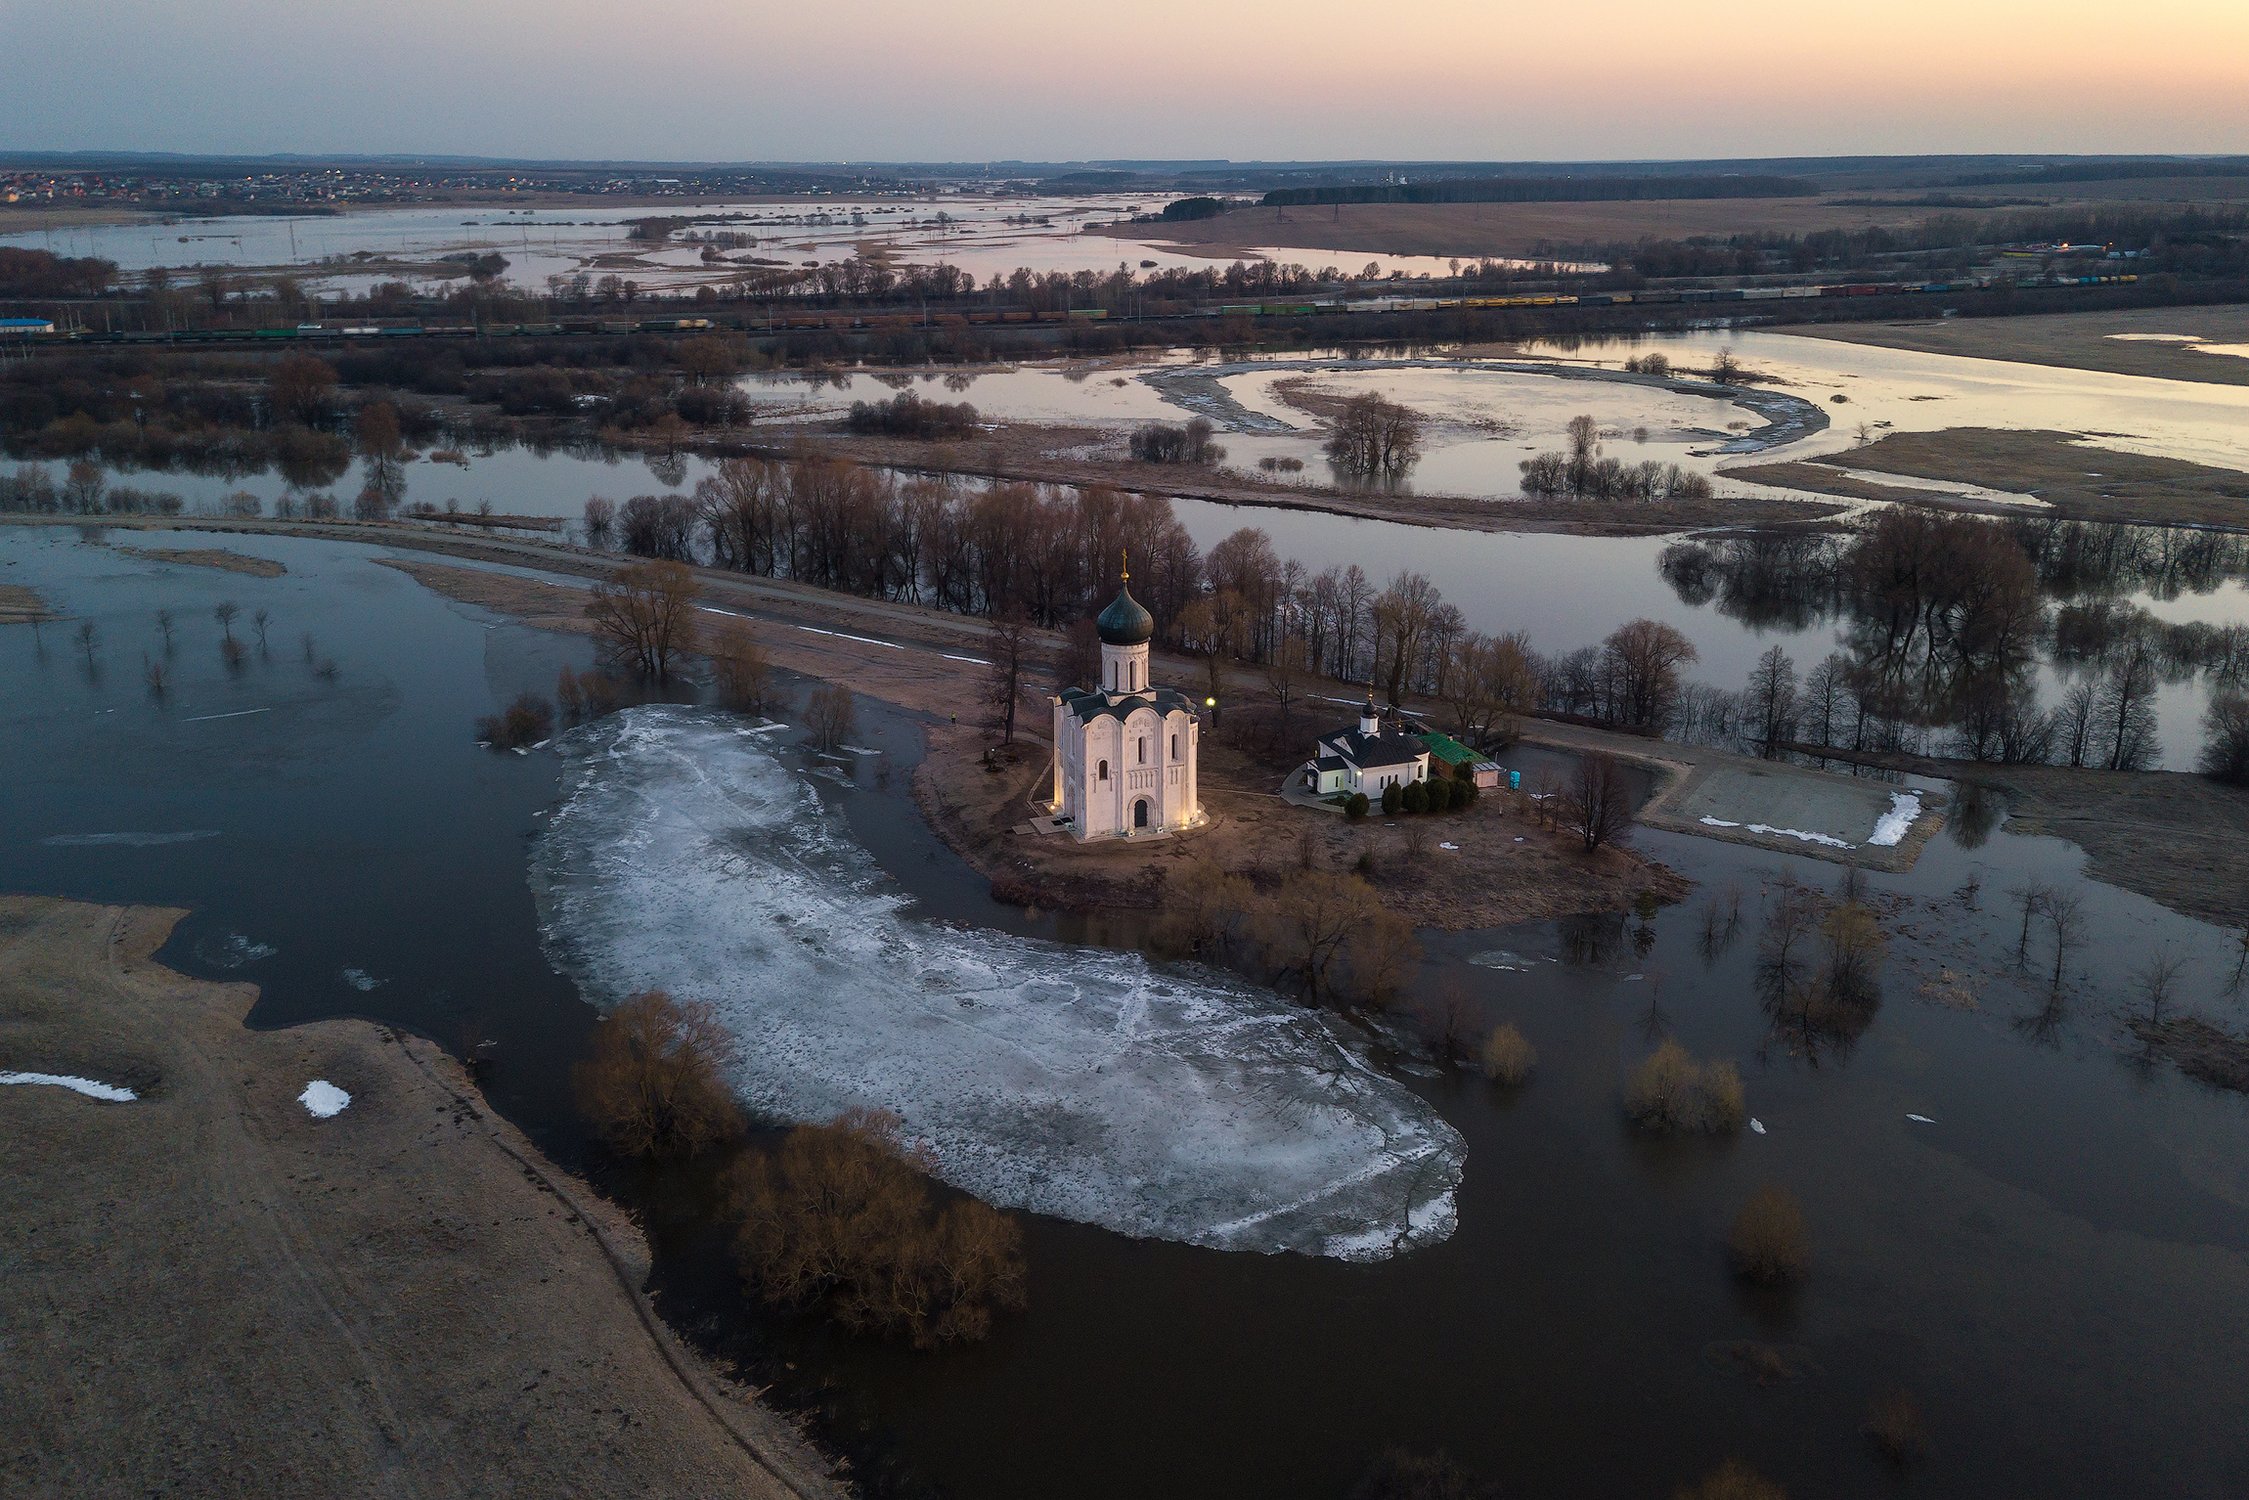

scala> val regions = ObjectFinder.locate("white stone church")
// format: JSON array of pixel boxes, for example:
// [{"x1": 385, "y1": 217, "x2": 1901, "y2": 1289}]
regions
[{"x1": 1048, "y1": 568, "x2": 1203, "y2": 840}]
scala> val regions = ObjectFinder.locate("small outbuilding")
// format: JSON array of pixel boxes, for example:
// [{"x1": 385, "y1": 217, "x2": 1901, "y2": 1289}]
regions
[
  {"x1": 1306, "y1": 699, "x2": 1432, "y2": 799},
  {"x1": 1417, "y1": 730, "x2": 1504, "y2": 789}
]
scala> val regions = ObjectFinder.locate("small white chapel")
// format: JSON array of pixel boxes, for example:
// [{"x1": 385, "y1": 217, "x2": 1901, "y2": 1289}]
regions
[{"x1": 1048, "y1": 564, "x2": 1203, "y2": 840}]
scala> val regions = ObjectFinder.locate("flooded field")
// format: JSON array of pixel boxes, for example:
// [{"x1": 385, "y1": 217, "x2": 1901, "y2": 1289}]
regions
[
  {"x1": 8, "y1": 524, "x2": 2249, "y2": 1499},
  {"x1": 0, "y1": 193, "x2": 1470, "y2": 296},
  {"x1": 14, "y1": 328, "x2": 2249, "y2": 775}
]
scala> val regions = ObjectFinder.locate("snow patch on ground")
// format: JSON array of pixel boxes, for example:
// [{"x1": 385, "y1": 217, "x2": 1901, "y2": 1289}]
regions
[
  {"x1": 1867, "y1": 792, "x2": 1923, "y2": 848},
  {"x1": 530, "y1": 706, "x2": 1463, "y2": 1261},
  {"x1": 1698, "y1": 816, "x2": 1854, "y2": 849},
  {"x1": 1, "y1": 1071, "x2": 137, "y2": 1102},
  {"x1": 298, "y1": 1080, "x2": 351, "y2": 1117}
]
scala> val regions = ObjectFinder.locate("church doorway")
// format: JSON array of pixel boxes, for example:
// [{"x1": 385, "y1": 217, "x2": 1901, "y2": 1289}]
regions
[{"x1": 1133, "y1": 798, "x2": 1151, "y2": 830}]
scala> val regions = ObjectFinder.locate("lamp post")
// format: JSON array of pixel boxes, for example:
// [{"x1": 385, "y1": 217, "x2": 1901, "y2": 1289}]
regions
[{"x1": 1204, "y1": 694, "x2": 1218, "y2": 729}]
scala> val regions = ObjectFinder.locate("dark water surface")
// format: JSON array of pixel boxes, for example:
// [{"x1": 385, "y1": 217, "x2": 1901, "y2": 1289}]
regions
[{"x1": 5, "y1": 524, "x2": 2249, "y2": 1498}]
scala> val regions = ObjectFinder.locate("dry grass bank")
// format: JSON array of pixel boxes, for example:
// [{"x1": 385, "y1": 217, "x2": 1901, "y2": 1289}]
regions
[
  {"x1": 1740, "y1": 427, "x2": 2249, "y2": 528},
  {"x1": 0, "y1": 581, "x2": 56, "y2": 623},
  {"x1": 1787, "y1": 744, "x2": 2249, "y2": 928},
  {"x1": 0, "y1": 894, "x2": 842, "y2": 1500},
  {"x1": 1113, "y1": 181, "x2": 2249, "y2": 262},
  {"x1": 805, "y1": 422, "x2": 1843, "y2": 538},
  {"x1": 117, "y1": 544, "x2": 288, "y2": 577},
  {"x1": 1779, "y1": 304, "x2": 2249, "y2": 387}
]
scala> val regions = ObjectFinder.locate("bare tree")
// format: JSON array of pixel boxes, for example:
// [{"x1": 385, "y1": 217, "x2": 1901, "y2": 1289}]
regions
[
  {"x1": 710, "y1": 625, "x2": 779, "y2": 715},
  {"x1": 213, "y1": 600, "x2": 239, "y2": 642},
  {"x1": 73, "y1": 619, "x2": 98, "y2": 666},
  {"x1": 1324, "y1": 393, "x2": 1423, "y2": 478},
  {"x1": 2094, "y1": 637, "x2": 2162, "y2": 771},
  {"x1": 154, "y1": 608, "x2": 174, "y2": 651},
  {"x1": 1563, "y1": 751, "x2": 1633, "y2": 852},
  {"x1": 982, "y1": 610, "x2": 1031, "y2": 746},
  {"x1": 1264, "y1": 634, "x2": 1308, "y2": 723},
  {"x1": 2201, "y1": 690, "x2": 2249, "y2": 786},
  {"x1": 1252, "y1": 871, "x2": 1387, "y2": 1007},
  {"x1": 252, "y1": 607, "x2": 271, "y2": 649},
  {"x1": 1600, "y1": 618, "x2": 1698, "y2": 731},
  {"x1": 585, "y1": 559, "x2": 699, "y2": 680},
  {"x1": 806, "y1": 683, "x2": 857, "y2": 753},
  {"x1": 2135, "y1": 951, "x2": 2186, "y2": 1026},
  {"x1": 1744, "y1": 644, "x2": 1797, "y2": 758}
]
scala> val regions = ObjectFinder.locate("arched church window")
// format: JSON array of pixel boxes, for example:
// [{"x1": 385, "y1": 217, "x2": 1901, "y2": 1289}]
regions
[{"x1": 1098, "y1": 759, "x2": 1109, "y2": 781}]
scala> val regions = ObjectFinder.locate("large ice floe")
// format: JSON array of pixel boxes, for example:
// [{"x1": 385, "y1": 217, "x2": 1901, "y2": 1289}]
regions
[{"x1": 531, "y1": 707, "x2": 1462, "y2": 1260}]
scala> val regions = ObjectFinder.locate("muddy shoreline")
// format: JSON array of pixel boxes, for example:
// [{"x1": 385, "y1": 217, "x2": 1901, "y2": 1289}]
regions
[{"x1": 0, "y1": 894, "x2": 843, "y2": 1499}]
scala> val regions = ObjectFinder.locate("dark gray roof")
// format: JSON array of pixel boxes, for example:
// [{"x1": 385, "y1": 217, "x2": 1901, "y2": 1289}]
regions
[
  {"x1": 1061, "y1": 685, "x2": 1195, "y2": 725},
  {"x1": 1319, "y1": 727, "x2": 1430, "y2": 769},
  {"x1": 1311, "y1": 755, "x2": 1349, "y2": 773}
]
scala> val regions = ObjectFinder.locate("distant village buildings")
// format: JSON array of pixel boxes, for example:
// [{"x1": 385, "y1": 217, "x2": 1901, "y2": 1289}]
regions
[{"x1": 1049, "y1": 566, "x2": 1203, "y2": 840}]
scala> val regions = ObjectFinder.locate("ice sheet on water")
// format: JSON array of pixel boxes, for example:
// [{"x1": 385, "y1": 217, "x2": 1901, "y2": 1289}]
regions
[
  {"x1": 197, "y1": 933, "x2": 277, "y2": 969},
  {"x1": 339, "y1": 968, "x2": 385, "y2": 992},
  {"x1": 530, "y1": 707, "x2": 1462, "y2": 1261}
]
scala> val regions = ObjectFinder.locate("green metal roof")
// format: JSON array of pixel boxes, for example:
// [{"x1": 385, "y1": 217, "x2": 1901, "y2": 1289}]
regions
[{"x1": 1417, "y1": 731, "x2": 1479, "y2": 766}]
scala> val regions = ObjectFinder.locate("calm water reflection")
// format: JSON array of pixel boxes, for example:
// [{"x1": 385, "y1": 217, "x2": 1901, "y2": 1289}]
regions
[{"x1": 7, "y1": 524, "x2": 2249, "y2": 1497}]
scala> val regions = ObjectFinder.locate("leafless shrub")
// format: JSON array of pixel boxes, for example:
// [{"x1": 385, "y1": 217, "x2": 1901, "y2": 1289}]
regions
[
  {"x1": 1479, "y1": 1022, "x2": 1536, "y2": 1087},
  {"x1": 1727, "y1": 1184, "x2": 1808, "y2": 1284},
  {"x1": 806, "y1": 683, "x2": 857, "y2": 752},
  {"x1": 725, "y1": 1108, "x2": 1026, "y2": 1348},
  {"x1": 710, "y1": 626, "x2": 780, "y2": 715},
  {"x1": 573, "y1": 990, "x2": 741, "y2": 1159},
  {"x1": 1674, "y1": 1458, "x2": 1785, "y2": 1500},
  {"x1": 1864, "y1": 1389, "x2": 1927, "y2": 1468},
  {"x1": 476, "y1": 691, "x2": 554, "y2": 749},
  {"x1": 1625, "y1": 1040, "x2": 1745, "y2": 1134}
]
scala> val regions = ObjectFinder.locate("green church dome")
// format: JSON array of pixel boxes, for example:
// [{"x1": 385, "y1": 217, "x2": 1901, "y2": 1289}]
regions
[{"x1": 1096, "y1": 582, "x2": 1155, "y2": 646}]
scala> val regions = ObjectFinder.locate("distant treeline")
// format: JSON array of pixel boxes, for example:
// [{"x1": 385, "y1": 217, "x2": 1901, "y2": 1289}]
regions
[
  {"x1": 1259, "y1": 175, "x2": 1817, "y2": 208},
  {"x1": 1953, "y1": 159, "x2": 2249, "y2": 187},
  {"x1": 1575, "y1": 204, "x2": 2249, "y2": 281},
  {"x1": 0, "y1": 248, "x2": 117, "y2": 299}
]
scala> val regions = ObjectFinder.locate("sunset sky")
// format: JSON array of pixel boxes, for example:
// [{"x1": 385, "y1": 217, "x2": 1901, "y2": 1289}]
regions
[{"x1": 6, "y1": 0, "x2": 2248, "y2": 161}]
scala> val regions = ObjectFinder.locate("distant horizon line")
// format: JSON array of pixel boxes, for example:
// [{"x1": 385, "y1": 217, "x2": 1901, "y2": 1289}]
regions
[{"x1": 5, "y1": 149, "x2": 2249, "y2": 174}]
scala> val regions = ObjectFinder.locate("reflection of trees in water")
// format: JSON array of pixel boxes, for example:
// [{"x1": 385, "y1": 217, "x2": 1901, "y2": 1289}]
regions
[
  {"x1": 1754, "y1": 880, "x2": 1885, "y2": 1066},
  {"x1": 1660, "y1": 531, "x2": 1841, "y2": 631},
  {"x1": 1557, "y1": 911, "x2": 1628, "y2": 968},
  {"x1": 1948, "y1": 782, "x2": 2003, "y2": 848},
  {"x1": 1661, "y1": 512, "x2": 2249, "y2": 765}
]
